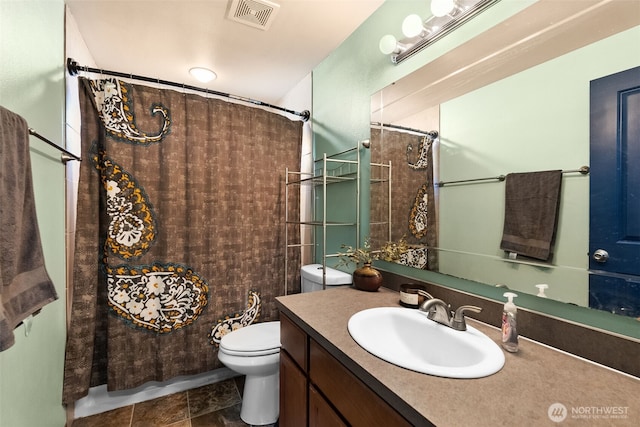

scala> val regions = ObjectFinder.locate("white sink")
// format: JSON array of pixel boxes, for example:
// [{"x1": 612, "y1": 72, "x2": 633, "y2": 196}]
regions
[{"x1": 348, "y1": 307, "x2": 505, "y2": 379}]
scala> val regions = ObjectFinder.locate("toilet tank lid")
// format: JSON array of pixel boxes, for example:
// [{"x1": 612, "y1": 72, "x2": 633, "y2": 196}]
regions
[
  {"x1": 220, "y1": 321, "x2": 281, "y2": 353},
  {"x1": 301, "y1": 264, "x2": 352, "y2": 285}
]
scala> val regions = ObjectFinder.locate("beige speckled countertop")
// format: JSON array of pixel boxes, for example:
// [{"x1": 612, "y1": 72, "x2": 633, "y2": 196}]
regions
[{"x1": 276, "y1": 287, "x2": 639, "y2": 427}]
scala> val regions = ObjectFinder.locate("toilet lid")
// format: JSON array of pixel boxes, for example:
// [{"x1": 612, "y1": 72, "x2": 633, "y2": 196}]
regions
[{"x1": 219, "y1": 321, "x2": 281, "y2": 355}]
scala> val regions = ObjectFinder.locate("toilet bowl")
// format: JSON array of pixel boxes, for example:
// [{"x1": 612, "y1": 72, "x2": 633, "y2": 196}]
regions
[{"x1": 218, "y1": 321, "x2": 281, "y2": 425}]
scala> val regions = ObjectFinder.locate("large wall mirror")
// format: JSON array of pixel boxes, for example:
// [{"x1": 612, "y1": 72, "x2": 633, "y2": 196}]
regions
[{"x1": 370, "y1": 0, "x2": 640, "y2": 325}]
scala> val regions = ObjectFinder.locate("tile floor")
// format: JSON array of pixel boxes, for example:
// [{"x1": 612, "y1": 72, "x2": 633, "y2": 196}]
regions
[{"x1": 71, "y1": 377, "x2": 277, "y2": 427}]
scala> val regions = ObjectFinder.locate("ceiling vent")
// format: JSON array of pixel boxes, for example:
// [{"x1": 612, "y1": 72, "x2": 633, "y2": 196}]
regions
[{"x1": 228, "y1": 0, "x2": 280, "y2": 31}]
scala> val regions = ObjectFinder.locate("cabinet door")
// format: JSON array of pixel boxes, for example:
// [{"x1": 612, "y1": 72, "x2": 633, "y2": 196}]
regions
[
  {"x1": 309, "y1": 385, "x2": 347, "y2": 427},
  {"x1": 281, "y1": 313, "x2": 308, "y2": 371},
  {"x1": 280, "y1": 350, "x2": 307, "y2": 427},
  {"x1": 309, "y1": 339, "x2": 412, "y2": 427}
]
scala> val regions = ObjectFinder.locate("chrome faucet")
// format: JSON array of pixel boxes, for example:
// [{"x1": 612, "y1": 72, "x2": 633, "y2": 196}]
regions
[
  {"x1": 419, "y1": 299, "x2": 483, "y2": 331},
  {"x1": 419, "y1": 299, "x2": 452, "y2": 326}
]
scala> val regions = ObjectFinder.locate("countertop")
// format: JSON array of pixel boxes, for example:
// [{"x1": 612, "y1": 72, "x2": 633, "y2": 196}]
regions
[{"x1": 276, "y1": 287, "x2": 639, "y2": 427}]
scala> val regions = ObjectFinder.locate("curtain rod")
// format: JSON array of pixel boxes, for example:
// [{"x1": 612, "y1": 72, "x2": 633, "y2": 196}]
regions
[
  {"x1": 28, "y1": 128, "x2": 81, "y2": 163},
  {"x1": 371, "y1": 122, "x2": 437, "y2": 137},
  {"x1": 436, "y1": 166, "x2": 590, "y2": 187},
  {"x1": 66, "y1": 58, "x2": 310, "y2": 122}
]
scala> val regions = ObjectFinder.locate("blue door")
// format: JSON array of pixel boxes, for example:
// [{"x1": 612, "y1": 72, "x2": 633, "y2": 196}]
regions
[{"x1": 589, "y1": 66, "x2": 640, "y2": 317}]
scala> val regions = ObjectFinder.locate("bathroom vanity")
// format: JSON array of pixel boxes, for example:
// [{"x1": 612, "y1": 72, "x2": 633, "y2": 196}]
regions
[{"x1": 276, "y1": 287, "x2": 639, "y2": 426}]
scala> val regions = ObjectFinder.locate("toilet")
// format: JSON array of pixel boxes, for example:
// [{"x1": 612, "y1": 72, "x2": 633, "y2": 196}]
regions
[
  {"x1": 218, "y1": 321, "x2": 281, "y2": 425},
  {"x1": 218, "y1": 264, "x2": 352, "y2": 425}
]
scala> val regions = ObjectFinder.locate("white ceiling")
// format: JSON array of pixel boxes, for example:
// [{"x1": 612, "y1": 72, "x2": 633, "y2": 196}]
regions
[{"x1": 66, "y1": 0, "x2": 385, "y2": 105}]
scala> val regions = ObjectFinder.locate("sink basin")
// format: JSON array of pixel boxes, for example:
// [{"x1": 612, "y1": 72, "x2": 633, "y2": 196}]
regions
[{"x1": 348, "y1": 307, "x2": 505, "y2": 379}]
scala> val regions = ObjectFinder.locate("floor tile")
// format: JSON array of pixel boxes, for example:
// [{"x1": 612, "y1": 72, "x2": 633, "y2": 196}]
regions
[
  {"x1": 72, "y1": 405, "x2": 133, "y2": 427},
  {"x1": 190, "y1": 403, "x2": 248, "y2": 427},
  {"x1": 164, "y1": 420, "x2": 191, "y2": 427},
  {"x1": 131, "y1": 391, "x2": 189, "y2": 427},
  {"x1": 72, "y1": 377, "x2": 253, "y2": 427},
  {"x1": 188, "y1": 379, "x2": 242, "y2": 418},
  {"x1": 233, "y1": 376, "x2": 245, "y2": 397}
]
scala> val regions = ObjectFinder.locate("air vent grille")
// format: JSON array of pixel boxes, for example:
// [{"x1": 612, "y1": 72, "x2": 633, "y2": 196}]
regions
[{"x1": 228, "y1": 0, "x2": 280, "y2": 31}]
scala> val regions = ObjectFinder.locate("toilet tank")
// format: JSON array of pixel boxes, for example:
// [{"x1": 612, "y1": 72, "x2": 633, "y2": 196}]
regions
[{"x1": 301, "y1": 264, "x2": 352, "y2": 293}]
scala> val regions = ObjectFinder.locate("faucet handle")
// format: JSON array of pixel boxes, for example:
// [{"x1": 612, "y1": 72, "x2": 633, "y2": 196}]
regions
[
  {"x1": 451, "y1": 305, "x2": 483, "y2": 331},
  {"x1": 418, "y1": 298, "x2": 447, "y2": 313},
  {"x1": 416, "y1": 289, "x2": 434, "y2": 300}
]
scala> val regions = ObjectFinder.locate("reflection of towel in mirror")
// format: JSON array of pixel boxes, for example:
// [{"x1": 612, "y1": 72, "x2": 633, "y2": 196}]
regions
[
  {"x1": 0, "y1": 106, "x2": 58, "y2": 351},
  {"x1": 500, "y1": 170, "x2": 562, "y2": 262}
]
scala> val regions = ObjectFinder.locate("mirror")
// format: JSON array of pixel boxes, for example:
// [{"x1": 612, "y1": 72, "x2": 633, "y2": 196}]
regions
[{"x1": 370, "y1": 0, "x2": 640, "y2": 318}]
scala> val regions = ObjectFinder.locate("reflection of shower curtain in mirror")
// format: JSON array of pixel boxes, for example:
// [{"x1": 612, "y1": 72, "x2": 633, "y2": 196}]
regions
[
  {"x1": 370, "y1": 128, "x2": 437, "y2": 270},
  {"x1": 62, "y1": 78, "x2": 302, "y2": 404}
]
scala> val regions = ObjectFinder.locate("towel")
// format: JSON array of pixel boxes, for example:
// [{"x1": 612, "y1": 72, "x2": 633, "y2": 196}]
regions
[
  {"x1": 0, "y1": 106, "x2": 58, "y2": 351},
  {"x1": 500, "y1": 170, "x2": 562, "y2": 261}
]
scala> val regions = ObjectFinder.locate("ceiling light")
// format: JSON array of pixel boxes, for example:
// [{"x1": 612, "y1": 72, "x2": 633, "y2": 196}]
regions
[
  {"x1": 379, "y1": 0, "x2": 500, "y2": 64},
  {"x1": 189, "y1": 67, "x2": 217, "y2": 83}
]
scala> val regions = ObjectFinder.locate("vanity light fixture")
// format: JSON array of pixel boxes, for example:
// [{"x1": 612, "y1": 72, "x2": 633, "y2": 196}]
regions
[
  {"x1": 431, "y1": 0, "x2": 455, "y2": 17},
  {"x1": 379, "y1": 0, "x2": 500, "y2": 64},
  {"x1": 189, "y1": 67, "x2": 217, "y2": 83}
]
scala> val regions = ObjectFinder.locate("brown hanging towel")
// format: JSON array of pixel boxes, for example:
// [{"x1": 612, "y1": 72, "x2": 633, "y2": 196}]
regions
[
  {"x1": 500, "y1": 170, "x2": 563, "y2": 261},
  {"x1": 0, "y1": 106, "x2": 58, "y2": 351}
]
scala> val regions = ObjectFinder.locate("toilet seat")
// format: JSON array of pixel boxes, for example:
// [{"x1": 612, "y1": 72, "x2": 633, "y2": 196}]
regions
[{"x1": 219, "y1": 321, "x2": 281, "y2": 357}]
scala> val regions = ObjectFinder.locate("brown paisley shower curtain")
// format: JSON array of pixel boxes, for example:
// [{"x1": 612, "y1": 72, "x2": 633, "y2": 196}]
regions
[
  {"x1": 62, "y1": 78, "x2": 301, "y2": 404},
  {"x1": 370, "y1": 127, "x2": 438, "y2": 270}
]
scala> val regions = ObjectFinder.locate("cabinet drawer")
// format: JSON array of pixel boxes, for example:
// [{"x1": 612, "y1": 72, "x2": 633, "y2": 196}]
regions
[
  {"x1": 280, "y1": 313, "x2": 308, "y2": 372},
  {"x1": 309, "y1": 339, "x2": 412, "y2": 427}
]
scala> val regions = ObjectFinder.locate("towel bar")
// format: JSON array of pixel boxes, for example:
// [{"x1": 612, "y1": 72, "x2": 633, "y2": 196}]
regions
[
  {"x1": 28, "y1": 128, "x2": 81, "y2": 163},
  {"x1": 436, "y1": 166, "x2": 589, "y2": 187}
]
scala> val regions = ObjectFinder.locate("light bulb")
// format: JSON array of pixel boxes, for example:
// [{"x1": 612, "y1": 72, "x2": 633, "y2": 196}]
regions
[
  {"x1": 379, "y1": 34, "x2": 398, "y2": 55},
  {"x1": 431, "y1": 0, "x2": 455, "y2": 17},
  {"x1": 189, "y1": 67, "x2": 217, "y2": 83},
  {"x1": 402, "y1": 14, "x2": 425, "y2": 38}
]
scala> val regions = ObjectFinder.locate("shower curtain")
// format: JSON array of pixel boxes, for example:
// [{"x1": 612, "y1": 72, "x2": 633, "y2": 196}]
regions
[
  {"x1": 370, "y1": 128, "x2": 438, "y2": 270},
  {"x1": 62, "y1": 78, "x2": 302, "y2": 404}
]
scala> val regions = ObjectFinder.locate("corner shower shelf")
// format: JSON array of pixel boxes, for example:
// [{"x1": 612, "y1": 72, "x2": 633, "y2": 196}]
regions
[{"x1": 285, "y1": 146, "x2": 361, "y2": 294}]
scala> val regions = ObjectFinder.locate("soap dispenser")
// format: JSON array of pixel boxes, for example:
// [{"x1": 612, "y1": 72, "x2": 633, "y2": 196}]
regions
[{"x1": 501, "y1": 292, "x2": 519, "y2": 353}]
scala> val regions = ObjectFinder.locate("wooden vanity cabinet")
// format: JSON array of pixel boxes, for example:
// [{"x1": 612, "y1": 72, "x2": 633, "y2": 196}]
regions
[
  {"x1": 279, "y1": 312, "x2": 413, "y2": 427},
  {"x1": 280, "y1": 314, "x2": 308, "y2": 427}
]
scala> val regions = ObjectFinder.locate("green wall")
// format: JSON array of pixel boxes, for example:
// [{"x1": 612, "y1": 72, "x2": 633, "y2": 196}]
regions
[{"x1": 0, "y1": 1, "x2": 67, "y2": 425}]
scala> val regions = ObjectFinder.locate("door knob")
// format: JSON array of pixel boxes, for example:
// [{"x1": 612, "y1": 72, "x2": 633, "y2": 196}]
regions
[{"x1": 593, "y1": 249, "x2": 609, "y2": 263}]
